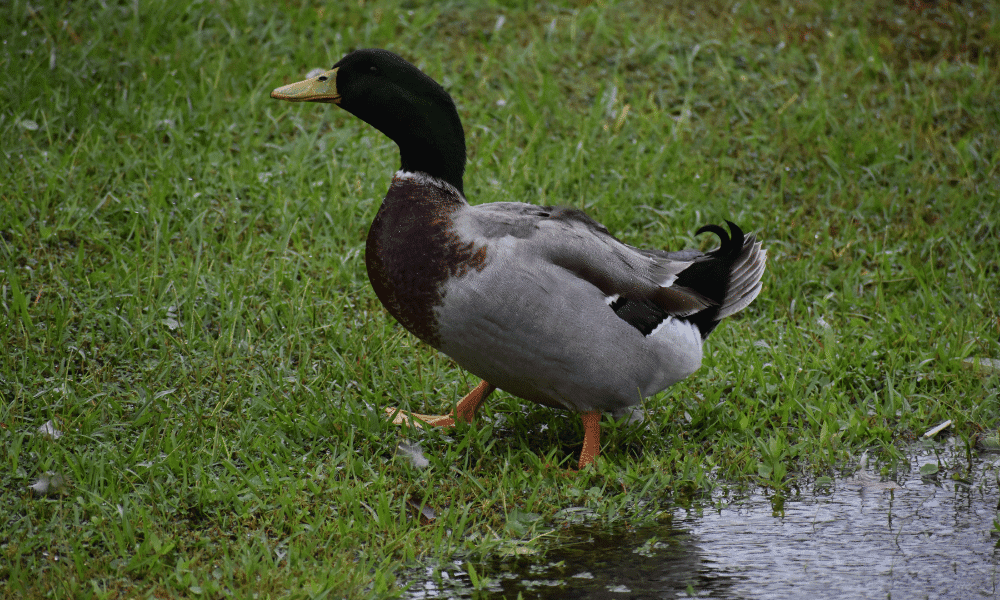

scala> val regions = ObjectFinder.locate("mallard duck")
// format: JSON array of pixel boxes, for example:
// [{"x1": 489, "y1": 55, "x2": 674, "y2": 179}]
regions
[{"x1": 272, "y1": 48, "x2": 766, "y2": 469}]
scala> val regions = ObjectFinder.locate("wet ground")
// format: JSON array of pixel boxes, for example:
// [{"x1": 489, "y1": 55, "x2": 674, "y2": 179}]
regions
[{"x1": 403, "y1": 442, "x2": 1000, "y2": 599}]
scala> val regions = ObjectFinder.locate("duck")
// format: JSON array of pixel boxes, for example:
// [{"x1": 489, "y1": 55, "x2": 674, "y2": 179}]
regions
[{"x1": 271, "y1": 48, "x2": 766, "y2": 469}]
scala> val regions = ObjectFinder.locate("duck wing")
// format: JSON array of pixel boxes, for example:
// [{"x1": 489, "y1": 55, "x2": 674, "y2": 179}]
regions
[
  {"x1": 461, "y1": 202, "x2": 715, "y2": 316},
  {"x1": 459, "y1": 202, "x2": 765, "y2": 338}
]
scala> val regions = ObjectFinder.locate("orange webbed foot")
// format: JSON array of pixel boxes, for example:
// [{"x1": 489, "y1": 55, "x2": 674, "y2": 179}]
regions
[
  {"x1": 577, "y1": 411, "x2": 602, "y2": 470},
  {"x1": 384, "y1": 380, "x2": 495, "y2": 429}
]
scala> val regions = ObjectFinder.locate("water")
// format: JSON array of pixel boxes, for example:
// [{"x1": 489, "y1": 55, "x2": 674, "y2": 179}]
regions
[{"x1": 403, "y1": 443, "x2": 1000, "y2": 599}]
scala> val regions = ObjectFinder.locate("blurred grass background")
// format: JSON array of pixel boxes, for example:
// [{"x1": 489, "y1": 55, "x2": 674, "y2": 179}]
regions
[{"x1": 2, "y1": 0, "x2": 999, "y2": 597}]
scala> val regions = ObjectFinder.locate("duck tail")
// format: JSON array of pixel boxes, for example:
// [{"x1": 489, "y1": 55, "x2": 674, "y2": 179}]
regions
[{"x1": 676, "y1": 221, "x2": 767, "y2": 338}]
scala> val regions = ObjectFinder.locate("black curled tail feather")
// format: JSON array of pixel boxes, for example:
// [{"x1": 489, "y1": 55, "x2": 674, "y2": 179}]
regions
[
  {"x1": 695, "y1": 220, "x2": 743, "y2": 259},
  {"x1": 675, "y1": 221, "x2": 764, "y2": 339}
]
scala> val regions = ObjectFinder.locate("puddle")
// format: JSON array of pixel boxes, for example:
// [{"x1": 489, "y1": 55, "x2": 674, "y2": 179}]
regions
[{"x1": 403, "y1": 443, "x2": 1000, "y2": 599}]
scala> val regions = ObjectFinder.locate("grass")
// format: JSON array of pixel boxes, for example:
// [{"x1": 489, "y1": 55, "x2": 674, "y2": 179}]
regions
[{"x1": 2, "y1": 0, "x2": 999, "y2": 597}]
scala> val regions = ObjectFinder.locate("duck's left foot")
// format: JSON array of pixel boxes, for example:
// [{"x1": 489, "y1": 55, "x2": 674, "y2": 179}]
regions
[
  {"x1": 385, "y1": 409, "x2": 457, "y2": 427},
  {"x1": 385, "y1": 380, "x2": 496, "y2": 429}
]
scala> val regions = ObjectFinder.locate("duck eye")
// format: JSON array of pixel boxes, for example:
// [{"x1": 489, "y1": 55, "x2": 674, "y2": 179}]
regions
[
  {"x1": 318, "y1": 75, "x2": 328, "y2": 81},
  {"x1": 369, "y1": 65, "x2": 379, "y2": 74}
]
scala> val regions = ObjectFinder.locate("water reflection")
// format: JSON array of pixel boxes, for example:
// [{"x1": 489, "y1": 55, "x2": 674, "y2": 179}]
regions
[{"x1": 404, "y1": 444, "x2": 1000, "y2": 599}]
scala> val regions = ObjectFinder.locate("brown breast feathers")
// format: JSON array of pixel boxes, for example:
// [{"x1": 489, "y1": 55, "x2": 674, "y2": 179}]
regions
[{"x1": 365, "y1": 173, "x2": 488, "y2": 347}]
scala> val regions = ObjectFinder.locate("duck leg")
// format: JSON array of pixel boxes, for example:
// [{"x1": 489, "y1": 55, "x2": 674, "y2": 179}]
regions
[
  {"x1": 578, "y1": 411, "x2": 601, "y2": 469},
  {"x1": 386, "y1": 380, "x2": 496, "y2": 428}
]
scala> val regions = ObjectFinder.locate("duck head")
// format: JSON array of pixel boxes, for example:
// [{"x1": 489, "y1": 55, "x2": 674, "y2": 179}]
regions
[{"x1": 271, "y1": 48, "x2": 467, "y2": 194}]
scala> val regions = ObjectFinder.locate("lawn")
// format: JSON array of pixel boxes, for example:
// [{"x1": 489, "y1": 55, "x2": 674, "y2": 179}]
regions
[{"x1": 2, "y1": 0, "x2": 998, "y2": 597}]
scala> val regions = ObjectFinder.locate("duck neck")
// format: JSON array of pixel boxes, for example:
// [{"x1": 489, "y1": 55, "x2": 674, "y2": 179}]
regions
[
  {"x1": 392, "y1": 111, "x2": 466, "y2": 196},
  {"x1": 353, "y1": 94, "x2": 466, "y2": 196}
]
